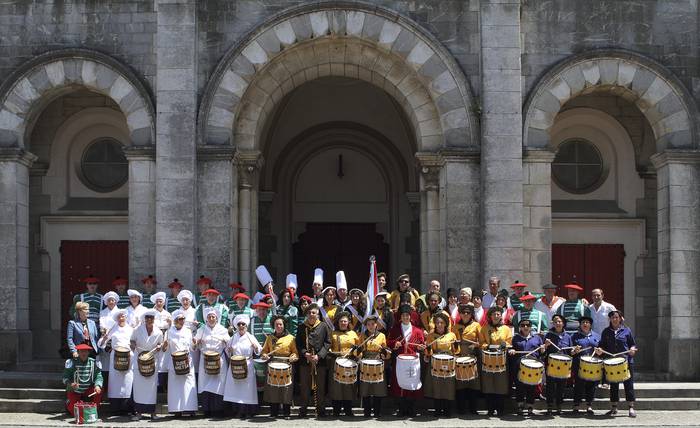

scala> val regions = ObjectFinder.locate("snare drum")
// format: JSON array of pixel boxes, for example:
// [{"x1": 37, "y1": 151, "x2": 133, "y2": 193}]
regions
[
  {"x1": 430, "y1": 354, "x2": 456, "y2": 378},
  {"x1": 267, "y1": 362, "x2": 292, "y2": 387},
  {"x1": 203, "y1": 351, "x2": 221, "y2": 375},
  {"x1": 171, "y1": 350, "x2": 190, "y2": 375},
  {"x1": 518, "y1": 358, "x2": 544, "y2": 385},
  {"x1": 113, "y1": 347, "x2": 131, "y2": 371},
  {"x1": 455, "y1": 356, "x2": 478, "y2": 381},
  {"x1": 482, "y1": 350, "x2": 507, "y2": 373},
  {"x1": 137, "y1": 351, "x2": 156, "y2": 377},
  {"x1": 229, "y1": 355, "x2": 248, "y2": 379},
  {"x1": 334, "y1": 357, "x2": 358, "y2": 384},
  {"x1": 547, "y1": 353, "x2": 572, "y2": 379},
  {"x1": 396, "y1": 354, "x2": 421, "y2": 391},
  {"x1": 359, "y1": 359, "x2": 384, "y2": 383},
  {"x1": 603, "y1": 357, "x2": 630, "y2": 383},
  {"x1": 578, "y1": 355, "x2": 603, "y2": 382}
]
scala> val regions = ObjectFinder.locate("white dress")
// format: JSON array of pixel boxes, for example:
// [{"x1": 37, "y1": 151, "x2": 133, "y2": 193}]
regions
[
  {"x1": 167, "y1": 326, "x2": 198, "y2": 412},
  {"x1": 223, "y1": 332, "x2": 261, "y2": 404},
  {"x1": 126, "y1": 304, "x2": 146, "y2": 328},
  {"x1": 97, "y1": 308, "x2": 116, "y2": 371},
  {"x1": 131, "y1": 325, "x2": 163, "y2": 405},
  {"x1": 154, "y1": 308, "x2": 172, "y2": 373},
  {"x1": 195, "y1": 323, "x2": 230, "y2": 395},
  {"x1": 101, "y1": 324, "x2": 134, "y2": 399},
  {"x1": 181, "y1": 306, "x2": 199, "y2": 368}
]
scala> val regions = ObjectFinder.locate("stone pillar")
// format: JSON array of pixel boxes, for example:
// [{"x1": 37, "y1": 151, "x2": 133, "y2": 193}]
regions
[
  {"x1": 651, "y1": 150, "x2": 700, "y2": 380},
  {"x1": 155, "y1": 0, "x2": 197, "y2": 285},
  {"x1": 441, "y1": 150, "x2": 481, "y2": 289},
  {"x1": 480, "y1": 0, "x2": 524, "y2": 287},
  {"x1": 416, "y1": 152, "x2": 444, "y2": 288},
  {"x1": 124, "y1": 147, "x2": 156, "y2": 286},
  {"x1": 236, "y1": 151, "x2": 263, "y2": 289},
  {"x1": 0, "y1": 148, "x2": 37, "y2": 363},
  {"x1": 523, "y1": 148, "x2": 555, "y2": 290},
  {"x1": 197, "y1": 146, "x2": 235, "y2": 290}
]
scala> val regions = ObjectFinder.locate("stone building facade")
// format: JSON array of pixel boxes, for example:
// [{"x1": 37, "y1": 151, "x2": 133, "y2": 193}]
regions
[{"x1": 0, "y1": 1, "x2": 697, "y2": 379}]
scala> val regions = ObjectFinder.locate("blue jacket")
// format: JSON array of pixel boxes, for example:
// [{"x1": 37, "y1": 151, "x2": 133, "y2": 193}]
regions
[
  {"x1": 544, "y1": 329, "x2": 572, "y2": 357},
  {"x1": 66, "y1": 318, "x2": 100, "y2": 355},
  {"x1": 571, "y1": 330, "x2": 601, "y2": 372},
  {"x1": 600, "y1": 325, "x2": 636, "y2": 363},
  {"x1": 512, "y1": 333, "x2": 544, "y2": 363}
]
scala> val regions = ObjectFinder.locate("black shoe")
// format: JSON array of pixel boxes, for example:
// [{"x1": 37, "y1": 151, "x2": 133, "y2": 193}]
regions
[
  {"x1": 299, "y1": 407, "x2": 307, "y2": 418},
  {"x1": 487, "y1": 410, "x2": 495, "y2": 416}
]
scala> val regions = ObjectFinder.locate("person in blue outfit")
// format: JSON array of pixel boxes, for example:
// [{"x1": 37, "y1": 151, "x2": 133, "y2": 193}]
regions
[
  {"x1": 67, "y1": 301, "x2": 100, "y2": 358},
  {"x1": 596, "y1": 310, "x2": 638, "y2": 418},
  {"x1": 571, "y1": 315, "x2": 600, "y2": 415},
  {"x1": 543, "y1": 314, "x2": 572, "y2": 415},
  {"x1": 509, "y1": 319, "x2": 545, "y2": 416}
]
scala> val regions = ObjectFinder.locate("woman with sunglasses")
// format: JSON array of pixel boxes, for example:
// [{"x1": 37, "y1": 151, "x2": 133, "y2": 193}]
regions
[{"x1": 223, "y1": 314, "x2": 262, "y2": 419}]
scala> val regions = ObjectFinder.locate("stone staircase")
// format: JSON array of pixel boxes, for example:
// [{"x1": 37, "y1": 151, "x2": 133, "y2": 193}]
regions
[{"x1": 0, "y1": 361, "x2": 698, "y2": 414}]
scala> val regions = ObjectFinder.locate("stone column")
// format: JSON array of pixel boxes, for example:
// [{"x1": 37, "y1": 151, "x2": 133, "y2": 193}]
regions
[
  {"x1": 480, "y1": 0, "x2": 524, "y2": 287},
  {"x1": 155, "y1": 0, "x2": 197, "y2": 285},
  {"x1": 416, "y1": 152, "x2": 444, "y2": 288},
  {"x1": 523, "y1": 148, "x2": 555, "y2": 290},
  {"x1": 236, "y1": 151, "x2": 263, "y2": 289},
  {"x1": 651, "y1": 149, "x2": 700, "y2": 379},
  {"x1": 441, "y1": 150, "x2": 481, "y2": 289},
  {"x1": 197, "y1": 146, "x2": 235, "y2": 290},
  {"x1": 124, "y1": 147, "x2": 156, "y2": 286},
  {"x1": 0, "y1": 148, "x2": 37, "y2": 363}
]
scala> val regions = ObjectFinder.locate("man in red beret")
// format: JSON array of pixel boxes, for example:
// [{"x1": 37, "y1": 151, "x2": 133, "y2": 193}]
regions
[
  {"x1": 195, "y1": 288, "x2": 229, "y2": 328},
  {"x1": 226, "y1": 288, "x2": 253, "y2": 322},
  {"x1": 509, "y1": 281, "x2": 528, "y2": 312},
  {"x1": 63, "y1": 343, "x2": 103, "y2": 417},
  {"x1": 250, "y1": 301, "x2": 273, "y2": 392},
  {"x1": 70, "y1": 275, "x2": 103, "y2": 324},
  {"x1": 511, "y1": 292, "x2": 548, "y2": 333},
  {"x1": 195, "y1": 275, "x2": 218, "y2": 306},
  {"x1": 112, "y1": 276, "x2": 130, "y2": 309},
  {"x1": 166, "y1": 279, "x2": 184, "y2": 313},
  {"x1": 140, "y1": 275, "x2": 157, "y2": 309},
  {"x1": 556, "y1": 283, "x2": 592, "y2": 334}
]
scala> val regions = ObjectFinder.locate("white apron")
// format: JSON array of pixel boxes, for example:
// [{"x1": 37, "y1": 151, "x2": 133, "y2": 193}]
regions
[
  {"x1": 131, "y1": 325, "x2": 163, "y2": 405},
  {"x1": 104, "y1": 325, "x2": 134, "y2": 399},
  {"x1": 167, "y1": 326, "x2": 198, "y2": 412},
  {"x1": 97, "y1": 309, "x2": 116, "y2": 371},
  {"x1": 195, "y1": 323, "x2": 229, "y2": 395},
  {"x1": 223, "y1": 332, "x2": 261, "y2": 404},
  {"x1": 154, "y1": 309, "x2": 172, "y2": 373}
]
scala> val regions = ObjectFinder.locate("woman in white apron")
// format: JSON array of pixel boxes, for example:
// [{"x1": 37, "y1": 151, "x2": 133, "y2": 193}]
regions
[
  {"x1": 126, "y1": 290, "x2": 146, "y2": 329},
  {"x1": 195, "y1": 307, "x2": 230, "y2": 417},
  {"x1": 97, "y1": 308, "x2": 134, "y2": 415},
  {"x1": 165, "y1": 310, "x2": 198, "y2": 417},
  {"x1": 98, "y1": 291, "x2": 119, "y2": 390},
  {"x1": 177, "y1": 289, "x2": 200, "y2": 369},
  {"x1": 150, "y1": 292, "x2": 172, "y2": 392},
  {"x1": 130, "y1": 309, "x2": 163, "y2": 421},
  {"x1": 224, "y1": 314, "x2": 261, "y2": 419}
]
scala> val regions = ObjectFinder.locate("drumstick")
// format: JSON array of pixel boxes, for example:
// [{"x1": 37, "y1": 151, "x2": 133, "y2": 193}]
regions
[
  {"x1": 342, "y1": 332, "x2": 377, "y2": 358},
  {"x1": 613, "y1": 348, "x2": 637, "y2": 357},
  {"x1": 545, "y1": 339, "x2": 561, "y2": 352},
  {"x1": 425, "y1": 334, "x2": 447, "y2": 348},
  {"x1": 87, "y1": 391, "x2": 97, "y2": 397},
  {"x1": 460, "y1": 338, "x2": 479, "y2": 346}
]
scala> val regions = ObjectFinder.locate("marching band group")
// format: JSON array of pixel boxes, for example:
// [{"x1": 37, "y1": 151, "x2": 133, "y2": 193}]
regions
[{"x1": 63, "y1": 267, "x2": 638, "y2": 421}]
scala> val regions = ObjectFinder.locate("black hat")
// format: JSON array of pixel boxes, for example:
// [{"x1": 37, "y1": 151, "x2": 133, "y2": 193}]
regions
[
  {"x1": 578, "y1": 315, "x2": 594, "y2": 324},
  {"x1": 398, "y1": 304, "x2": 413, "y2": 315},
  {"x1": 542, "y1": 283, "x2": 558, "y2": 290}
]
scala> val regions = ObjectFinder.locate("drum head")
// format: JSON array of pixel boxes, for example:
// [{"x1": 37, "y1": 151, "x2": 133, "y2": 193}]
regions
[
  {"x1": 336, "y1": 358, "x2": 356, "y2": 368},
  {"x1": 361, "y1": 359, "x2": 381, "y2": 366},
  {"x1": 522, "y1": 358, "x2": 543, "y2": 368},
  {"x1": 138, "y1": 353, "x2": 152, "y2": 361},
  {"x1": 581, "y1": 356, "x2": 602, "y2": 363},
  {"x1": 204, "y1": 351, "x2": 219, "y2": 357},
  {"x1": 550, "y1": 353, "x2": 572, "y2": 361},
  {"x1": 604, "y1": 357, "x2": 626, "y2": 365},
  {"x1": 253, "y1": 358, "x2": 267, "y2": 364},
  {"x1": 456, "y1": 356, "x2": 475, "y2": 363},
  {"x1": 172, "y1": 351, "x2": 187, "y2": 357},
  {"x1": 114, "y1": 347, "x2": 129, "y2": 353},
  {"x1": 269, "y1": 362, "x2": 290, "y2": 370},
  {"x1": 231, "y1": 355, "x2": 246, "y2": 361},
  {"x1": 432, "y1": 354, "x2": 452, "y2": 361},
  {"x1": 398, "y1": 354, "x2": 418, "y2": 360}
]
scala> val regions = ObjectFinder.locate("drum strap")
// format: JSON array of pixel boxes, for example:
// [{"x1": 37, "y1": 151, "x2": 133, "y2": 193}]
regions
[
  {"x1": 320, "y1": 307, "x2": 334, "y2": 331},
  {"x1": 375, "y1": 312, "x2": 386, "y2": 330}
]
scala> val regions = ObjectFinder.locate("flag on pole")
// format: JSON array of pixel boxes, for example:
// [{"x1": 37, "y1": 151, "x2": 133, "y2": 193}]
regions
[{"x1": 365, "y1": 255, "x2": 379, "y2": 318}]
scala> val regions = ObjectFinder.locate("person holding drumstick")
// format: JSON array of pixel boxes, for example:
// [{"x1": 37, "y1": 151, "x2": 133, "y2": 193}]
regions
[
  {"x1": 63, "y1": 343, "x2": 103, "y2": 417},
  {"x1": 509, "y1": 319, "x2": 545, "y2": 416},
  {"x1": 223, "y1": 314, "x2": 262, "y2": 419},
  {"x1": 328, "y1": 311, "x2": 361, "y2": 417},
  {"x1": 478, "y1": 305, "x2": 512, "y2": 417},
  {"x1": 423, "y1": 312, "x2": 459, "y2": 417},
  {"x1": 165, "y1": 310, "x2": 198, "y2": 418},
  {"x1": 387, "y1": 304, "x2": 425, "y2": 417},
  {"x1": 194, "y1": 307, "x2": 230, "y2": 417},
  {"x1": 357, "y1": 315, "x2": 390, "y2": 418},
  {"x1": 544, "y1": 314, "x2": 573, "y2": 415},
  {"x1": 130, "y1": 310, "x2": 163, "y2": 421},
  {"x1": 595, "y1": 310, "x2": 638, "y2": 417},
  {"x1": 452, "y1": 305, "x2": 481, "y2": 415},
  {"x1": 261, "y1": 315, "x2": 299, "y2": 419},
  {"x1": 97, "y1": 308, "x2": 134, "y2": 416},
  {"x1": 571, "y1": 315, "x2": 600, "y2": 415}
]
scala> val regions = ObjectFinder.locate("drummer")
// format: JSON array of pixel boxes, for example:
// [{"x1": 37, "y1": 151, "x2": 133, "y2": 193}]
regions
[
  {"x1": 176, "y1": 289, "x2": 199, "y2": 332},
  {"x1": 125, "y1": 289, "x2": 146, "y2": 328},
  {"x1": 194, "y1": 307, "x2": 230, "y2": 417},
  {"x1": 595, "y1": 310, "x2": 638, "y2": 418},
  {"x1": 97, "y1": 308, "x2": 134, "y2": 416},
  {"x1": 261, "y1": 315, "x2": 299, "y2": 419},
  {"x1": 296, "y1": 304, "x2": 331, "y2": 418},
  {"x1": 445, "y1": 288, "x2": 460, "y2": 325},
  {"x1": 388, "y1": 274, "x2": 419, "y2": 310},
  {"x1": 357, "y1": 315, "x2": 390, "y2": 418},
  {"x1": 297, "y1": 295, "x2": 313, "y2": 332},
  {"x1": 63, "y1": 343, "x2": 103, "y2": 417},
  {"x1": 224, "y1": 314, "x2": 262, "y2": 419},
  {"x1": 250, "y1": 301, "x2": 273, "y2": 392},
  {"x1": 420, "y1": 291, "x2": 452, "y2": 335},
  {"x1": 165, "y1": 310, "x2": 198, "y2": 418},
  {"x1": 328, "y1": 311, "x2": 361, "y2": 417},
  {"x1": 387, "y1": 304, "x2": 425, "y2": 417},
  {"x1": 150, "y1": 292, "x2": 171, "y2": 391},
  {"x1": 478, "y1": 306, "x2": 512, "y2": 416},
  {"x1": 225, "y1": 282, "x2": 248, "y2": 315},
  {"x1": 452, "y1": 304, "x2": 481, "y2": 414},
  {"x1": 98, "y1": 291, "x2": 119, "y2": 387},
  {"x1": 509, "y1": 319, "x2": 545, "y2": 416},
  {"x1": 544, "y1": 314, "x2": 573, "y2": 415},
  {"x1": 423, "y1": 311, "x2": 459, "y2": 417},
  {"x1": 130, "y1": 310, "x2": 164, "y2": 421},
  {"x1": 571, "y1": 315, "x2": 601, "y2": 415}
]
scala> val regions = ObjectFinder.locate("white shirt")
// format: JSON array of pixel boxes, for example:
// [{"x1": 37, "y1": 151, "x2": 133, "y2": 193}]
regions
[
  {"x1": 589, "y1": 301, "x2": 617, "y2": 335},
  {"x1": 473, "y1": 306, "x2": 484, "y2": 323},
  {"x1": 534, "y1": 296, "x2": 565, "y2": 321},
  {"x1": 401, "y1": 322, "x2": 412, "y2": 340},
  {"x1": 482, "y1": 292, "x2": 511, "y2": 309}
]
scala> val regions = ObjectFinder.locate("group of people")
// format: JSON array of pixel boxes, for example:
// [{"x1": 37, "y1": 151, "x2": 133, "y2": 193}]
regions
[{"x1": 64, "y1": 268, "x2": 637, "y2": 420}]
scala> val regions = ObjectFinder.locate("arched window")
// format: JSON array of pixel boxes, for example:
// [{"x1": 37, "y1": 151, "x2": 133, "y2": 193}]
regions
[
  {"x1": 552, "y1": 138, "x2": 604, "y2": 194},
  {"x1": 80, "y1": 138, "x2": 128, "y2": 192}
]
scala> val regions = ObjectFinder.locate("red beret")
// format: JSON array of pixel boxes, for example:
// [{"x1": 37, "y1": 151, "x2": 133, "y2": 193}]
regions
[
  {"x1": 229, "y1": 282, "x2": 245, "y2": 290},
  {"x1": 564, "y1": 283, "x2": 583, "y2": 292},
  {"x1": 82, "y1": 276, "x2": 100, "y2": 284},
  {"x1": 75, "y1": 344, "x2": 93, "y2": 351},
  {"x1": 520, "y1": 293, "x2": 537, "y2": 301},
  {"x1": 252, "y1": 302, "x2": 271, "y2": 309},
  {"x1": 233, "y1": 293, "x2": 249, "y2": 300},
  {"x1": 300, "y1": 295, "x2": 313, "y2": 303},
  {"x1": 202, "y1": 288, "x2": 220, "y2": 296},
  {"x1": 197, "y1": 275, "x2": 212, "y2": 286},
  {"x1": 510, "y1": 282, "x2": 527, "y2": 289},
  {"x1": 111, "y1": 276, "x2": 127, "y2": 286},
  {"x1": 141, "y1": 275, "x2": 157, "y2": 285},
  {"x1": 168, "y1": 279, "x2": 183, "y2": 288}
]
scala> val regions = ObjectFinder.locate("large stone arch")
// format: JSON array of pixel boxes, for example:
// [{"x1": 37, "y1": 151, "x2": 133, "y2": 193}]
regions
[
  {"x1": 0, "y1": 48, "x2": 155, "y2": 147},
  {"x1": 524, "y1": 49, "x2": 699, "y2": 151},
  {"x1": 198, "y1": 2, "x2": 477, "y2": 151}
]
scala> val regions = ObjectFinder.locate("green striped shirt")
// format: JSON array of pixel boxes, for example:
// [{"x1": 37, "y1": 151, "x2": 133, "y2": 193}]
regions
[
  {"x1": 276, "y1": 305, "x2": 299, "y2": 336},
  {"x1": 226, "y1": 300, "x2": 254, "y2": 319},
  {"x1": 141, "y1": 293, "x2": 155, "y2": 309},
  {"x1": 510, "y1": 293, "x2": 524, "y2": 312},
  {"x1": 116, "y1": 293, "x2": 130, "y2": 309},
  {"x1": 71, "y1": 293, "x2": 103, "y2": 323},
  {"x1": 512, "y1": 308, "x2": 548, "y2": 333},
  {"x1": 166, "y1": 297, "x2": 181, "y2": 313},
  {"x1": 195, "y1": 302, "x2": 229, "y2": 328},
  {"x1": 63, "y1": 357, "x2": 102, "y2": 393},
  {"x1": 250, "y1": 313, "x2": 273, "y2": 345},
  {"x1": 556, "y1": 299, "x2": 591, "y2": 332}
]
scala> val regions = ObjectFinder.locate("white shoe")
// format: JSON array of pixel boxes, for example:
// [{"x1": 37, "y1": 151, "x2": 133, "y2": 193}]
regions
[{"x1": 629, "y1": 408, "x2": 636, "y2": 418}]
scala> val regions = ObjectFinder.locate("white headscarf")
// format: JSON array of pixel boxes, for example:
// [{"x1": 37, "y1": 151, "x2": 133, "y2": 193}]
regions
[
  {"x1": 171, "y1": 309, "x2": 186, "y2": 321},
  {"x1": 150, "y1": 291, "x2": 166, "y2": 304},
  {"x1": 127, "y1": 289, "x2": 142, "y2": 300},
  {"x1": 102, "y1": 291, "x2": 119, "y2": 304},
  {"x1": 177, "y1": 289, "x2": 193, "y2": 304}
]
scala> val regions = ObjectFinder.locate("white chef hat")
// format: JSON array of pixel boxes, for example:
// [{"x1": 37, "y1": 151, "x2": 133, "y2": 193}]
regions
[
  {"x1": 150, "y1": 291, "x2": 166, "y2": 304},
  {"x1": 127, "y1": 289, "x2": 142, "y2": 300},
  {"x1": 313, "y1": 268, "x2": 324, "y2": 286},
  {"x1": 255, "y1": 265, "x2": 273, "y2": 287},
  {"x1": 286, "y1": 273, "x2": 298, "y2": 290},
  {"x1": 141, "y1": 309, "x2": 158, "y2": 321},
  {"x1": 171, "y1": 309, "x2": 186, "y2": 320},
  {"x1": 177, "y1": 289, "x2": 193, "y2": 304},
  {"x1": 112, "y1": 308, "x2": 127, "y2": 322},
  {"x1": 336, "y1": 271, "x2": 348, "y2": 291},
  {"x1": 102, "y1": 291, "x2": 119, "y2": 304}
]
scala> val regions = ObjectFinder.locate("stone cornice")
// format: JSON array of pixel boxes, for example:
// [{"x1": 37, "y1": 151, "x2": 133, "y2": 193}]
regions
[
  {"x1": 0, "y1": 147, "x2": 38, "y2": 167},
  {"x1": 196, "y1": 145, "x2": 236, "y2": 161},
  {"x1": 523, "y1": 148, "x2": 556, "y2": 163},
  {"x1": 122, "y1": 146, "x2": 155, "y2": 161},
  {"x1": 650, "y1": 149, "x2": 700, "y2": 169}
]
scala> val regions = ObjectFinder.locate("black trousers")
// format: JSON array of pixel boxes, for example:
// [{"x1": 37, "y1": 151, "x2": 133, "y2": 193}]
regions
[
  {"x1": 398, "y1": 397, "x2": 416, "y2": 416},
  {"x1": 456, "y1": 388, "x2": 479, "y2": 412},
  {"x1": 610, "y1": 365, "x2": 635, "y2": 403},
  {"x1": 573, "y1": 379, "x2": 596, "y2": 404},
  {"x1": 362, "y1": 396, "x2": 382, "y2": 415},
  {"x1": 515, "y1": 382, "x2": 536, "y2": 405},
  {"x1": 484, "y1": 393, "x2": 505, "y2": 414},
  {"x1": 545, "y1": 377, "x2": 565, "y2": 406}
]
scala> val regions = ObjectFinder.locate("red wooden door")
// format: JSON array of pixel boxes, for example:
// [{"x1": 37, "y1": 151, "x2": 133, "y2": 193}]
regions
[
  {"x1": 60, "y1": 240, "x2": 129, "y2": 329},
  {"x1": 552, "y1": 244, "x2": 624, "y2": 310}
]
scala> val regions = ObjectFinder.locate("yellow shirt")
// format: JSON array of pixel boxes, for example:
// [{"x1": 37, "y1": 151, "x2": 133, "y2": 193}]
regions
[
  {"x1": 330, "y1": 330, "x2": 360, "y2": 355},
  {"x1": 321, "y1": 304, "x2": 339, "y2": 325},
  {"x1": 389, "y1": 289, "x2": 419, "y2": 310},
  {"x1": 478, "y1": 324, "x2": 512, "y2": 349},
  {"x1": 452, "y1": 321, "x2": 481, "y2": 356},
  {"x1": 261, "y1": 333, "x2": 298, "y2": 358},
  {"x1": 420, "y1": 310, "x2": 453, "y2": 334},
  {"x1": 359, "y1": 332, "x2": 387, "y2": 355},
  {"x1": 425, "y1": 331, "x2": 459, "y2": 356}
]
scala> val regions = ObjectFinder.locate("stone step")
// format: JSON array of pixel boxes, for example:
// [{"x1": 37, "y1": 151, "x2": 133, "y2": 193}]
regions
[
  {"x1": 0, "y1": 398, "x2": 64, "y2": 413},
  {"x1": 11, "y1": 359, "x2": 64, "y2": 373},
  {"x1": 0, "y1": 388, "x2": 65, "y2": 399},
  {"x1": 0, "y1": 372, "x2": 63, "y2": 389},
  {"x1": 593, "y1": 382, "x2": 700, "y2": 398}
]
